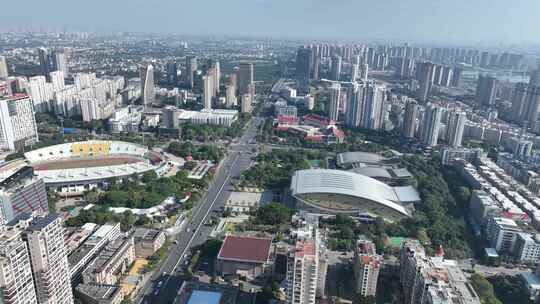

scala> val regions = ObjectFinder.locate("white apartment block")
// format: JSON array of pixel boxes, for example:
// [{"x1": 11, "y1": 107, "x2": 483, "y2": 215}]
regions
[
  {"x1": 241, "y1": 94, "x2": 252, "y2": 113},
  {"x1": 0, "y1": 95, "x2": 39, "y2": 151},
  {"x1": 21, "y1": 214, "x2": 74, "y2": 304},
  {"x1": 353, "y1": 239, "x2": 382, "y2": 297},
  {"x1": 486, "y1": 216, "x2": 522, "y2": 254},
  {"x1": 28, "y1": 76, "x2": 53, "y2": 113},
  {"x1": 515, "y1": 233, "x2": 540, "y2": 263},
  {"x1": 0, "y1": 230, "x2": 38, "y2": 304},
  {"x1": 286, "y1": 240, "x2": 318, "y2": 304}
]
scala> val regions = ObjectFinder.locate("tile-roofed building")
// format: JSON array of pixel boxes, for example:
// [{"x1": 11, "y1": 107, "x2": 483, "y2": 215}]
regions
[{"x1": 216, "y1": 235, "x2": 272, "y2": 280}]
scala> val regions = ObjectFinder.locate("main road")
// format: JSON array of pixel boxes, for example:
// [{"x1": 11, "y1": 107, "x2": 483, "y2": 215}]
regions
[{"x1": 137, "y1": 116, "x2": 264, "y2": 304}]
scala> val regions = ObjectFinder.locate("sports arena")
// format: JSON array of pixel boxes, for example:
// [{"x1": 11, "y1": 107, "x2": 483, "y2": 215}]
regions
[{"x1": 24, "y1": 140, "x2": 169, "y2": 194}]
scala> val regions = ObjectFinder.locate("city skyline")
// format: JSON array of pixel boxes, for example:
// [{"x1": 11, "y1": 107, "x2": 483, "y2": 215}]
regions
[{"x1": 1, "y1": 0, "x2": 540, "y2": 45}]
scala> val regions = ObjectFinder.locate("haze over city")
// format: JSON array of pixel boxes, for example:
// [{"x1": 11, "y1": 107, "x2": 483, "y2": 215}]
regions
[
  {"x1": 2, "y1": 0, "x2": 540, "y2": 44},
  {"x1": 2, "y1": 2, "x2": 540, "y2": 304}
]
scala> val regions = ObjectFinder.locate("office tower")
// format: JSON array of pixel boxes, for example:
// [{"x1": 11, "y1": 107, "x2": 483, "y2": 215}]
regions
[
  {"x1": 0, "y1": 166, "x2": 48, "y2": 222},
  {"x1": 0, "y1": 56, "x2": 8, "y2": 79},
  {"x1": 37, "y1": 48, "x2": 51, "y2": 81},
  {"x1": 140, "y1": 64, "x2": 155, "y2": 107},
  {"x1": 203, "y1": 75, "x2": 214, "y2": 110},
  {"x1": 433, "y1": 64, "x2": 443, "y2": 85},
  {"x1": 52, "y1": 49, "x2": 68, "y2": 77},
  {"x1": 353, "y1": 239, "x2": 382, "y2": 297},
  {"x1": 361, "y1": 83, "x2": 387, "y2": 130},
  {"x1": 416, "y1": 62, "x2": 434, "y2": 102},
  {"x1": 402, "y1": 100, "x2": 419, "y2": 138},
  {"x1": 20, "y1": 214, "x2": 74, "y2": 304},
  {"x1": 162, "y1": 106, "x2": 179, "y2": 129},
  {"x1": 331, "y1": 55, "x2": 342, "y2": 81},
  {"x1": 0, "y1": 95, "x2": 39, "y2": 151},
  {"x1": 0, "y1": 230, "x2": 38, "y2": 304},
  {"x1": 446, "y1": 110, "x2": 466, "y2": 147},
  {"x1": 360, "y1": 63, "x2": 369, "y2": 81},
  {"x1": 345, "y1": 83, "x2": 363, "y2": 127},
  {"x1": 296, "y1": 47, "x2": 313, "y2": 92},
  {"x1": 480, "y1": 52, "x2": 490, "y2": 68},
  {"x1": 420, "y1": 103, "x2": 442, "y2": 147},
  {"x1": 475, "y1": 74, "x2": 498, "y2": 107},
  {"x1": 238, "y1": 63, "x2": 254, "y2": 96},
  {"x1": 28, "y1": 76, "x2": 53, "y2": 112},
  {"x1": 285, "y1": 240, "x2": 319, "y2": 304},
  {"x1": 50, "y1": 70, "x2": 65, "y2": 92},
  {"x1": 328, "y1": 83, "x2": 341, "y2": 121},
  {"x1": 451, "y1": 66, "x2": 462, "y2": 87},
  {"x1": 166, "y1": 61, "x2": 178, "y2": 85},
  {"x1": 241, "y1": 94, "x2": 252, "y2": 113},
  {"x1": 226, "y1": 85, "x2": 237, "y2": 107},
  {"x1": 351, "y1": 64, "x2": 359, "y2": 82},
  {"x1": 185, "y1": 56, "x2": 197, "y2": 88}
]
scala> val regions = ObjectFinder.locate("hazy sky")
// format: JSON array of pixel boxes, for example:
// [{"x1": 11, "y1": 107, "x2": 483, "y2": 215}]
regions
[{"x1": 1, "y1": 0, "x2": 539, "y2": 44}]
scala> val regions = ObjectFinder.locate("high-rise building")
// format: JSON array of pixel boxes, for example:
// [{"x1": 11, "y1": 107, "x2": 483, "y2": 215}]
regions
[
  {"x1": 400, "y1": 240, "x2": 481, "y2": 304},
  {"x1": 285, "y1": 240, "x2": 319, "y2": 304},
  {"x1": 52, "y1": 49, "x2": 68, "y2": 77},
  {"x1": 203, "y1": 74, "x2": 215, "y2": 110},
  {"x1": 226, "y1": 85, "x2": 237, "y2": 107},
  {"x1": 331, "y1": 55, "x2": 342, "y2": 81},
  {"x1": 166, "y1": 61, "x2": 178, "y2": 85},
  {"x1": 360, "y1": 63, "x2": 369, "y2": 82},
  {"x1": 328, "y1": 83, "x2": 341, "y2": 121},
  {"x1": 19, "y1": 214, "x2": 74, "y2": 304},
  {"x1": 0, "y1": 95, "x2": 39, "y2": 151},
  {"x1": 312, "y1": 56, "x2": 320, "y2": 81},
  {"x1": 28, "y1": 76, "x2": 53, "y2": 113},
  {"x1": 416, "y1": 62, "x2": 434, "y2": 102},
  {"x1": 476, "y1": 74, "x2": 498, "y2": 107},
  {"x1": 0, "y1": 166, "x2": 48, "y2": 222},
  {"x1": 140, "y1": 64, "x2": 155, "y2": 107},
  {"x1": 351, "y1": 64, "x2": 359, "y2": 82},
  {"x1": 451, "y1": 66, "x2": 462, "y2": 87},
  {"x1": 530, "y1": 69, "x2": 540, "y2": 87},
  {"x1": 361, "y1": 83, "x2": 387, "y2": 130},
  {"x1": 162, "y1": 106, "x2": 179, "y2": 129},
  {"x1": 185, "y1": 56, "x2": 198, "y2": 88},
  {"x1": 396, "y1": 57, "x2": 414, "y2": 79},
  {"x1": 213, "y1": 61, "x2": 221, "y2": 95},
  {"x1": 238, "y1": 63, "x2": 254, "y2": 96},
  {"x1": 241, "y1": 94, "x2": 252, "y2": 113},
  {"x1": 0, "y1": 56, "x2": 8, "y2": 79},
  {"x1": 511, "y1": 83, "x2": 540, "y2": 127},
  {"x1": 446, "y1": 110, "x2": 466, "y2": 147},
  {"x1": 420, "y1": 103, "x2": 442, "y2": 147},
  {"x1": 345, "y1": 82, "x2": 363, "y2": 127},
  {"x1": 228, "y1": 73, "x2": 237, "y2": 93},
  {"x1": 37, "y1": 48, "x2": 51, "y2": 81},
  {"x1": 402, "y1": 99, "x2": 419, "y2": 138},
  {"x1": 353, "y1": 239, "x2": 382, "y2": 297},
  {"x1": 296, "y1": 47, "x2": 313, "y2": 88},
  {"x1": 50, "y1": 70, "x2": 65, "y2": 92},
  {"x1": 0, "y1": 230, "x2": 38, "y2": 304}
]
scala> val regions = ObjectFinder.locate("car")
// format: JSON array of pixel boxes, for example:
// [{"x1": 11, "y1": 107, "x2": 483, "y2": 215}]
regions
[
  {"x1": 163, "y1": 272, "x2": 167, "y2": 276},
  {"x1": 154, "y1": 290, "x2": 160, "y2": 296},
  {"x1": 157, "y1": 281, "x2": 163, "y2": 287},
  {"x1": 173, "y1": 240, "x2": 178, "y2": 244}
]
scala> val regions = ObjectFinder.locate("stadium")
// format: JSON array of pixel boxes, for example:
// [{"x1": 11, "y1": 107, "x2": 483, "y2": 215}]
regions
[
  {"x1": 24, "y1": 140, "x2": 169, "y2": 195},
  {"x1": 290, "y1": 169, "x2": 419, "y2": 222}
]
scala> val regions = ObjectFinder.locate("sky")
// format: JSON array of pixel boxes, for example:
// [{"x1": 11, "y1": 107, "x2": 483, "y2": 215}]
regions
[{"x1": 1, "y1": 0, "x2": 539, "y2": 45}]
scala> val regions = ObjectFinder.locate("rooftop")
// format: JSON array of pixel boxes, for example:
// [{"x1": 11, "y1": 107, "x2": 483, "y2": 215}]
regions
[
  {"x1": 217, "y1": 235, "x2": 272, "y2": 264},
  {"x1": 75, "y1": 284, "x2": 122, "y2": 301},
  {"x1": 187, "y1": 290, "x2": 222, "y2": 304}
]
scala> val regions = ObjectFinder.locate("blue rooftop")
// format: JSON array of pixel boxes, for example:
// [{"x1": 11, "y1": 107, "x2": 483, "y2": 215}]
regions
[{"x1": 187, "y1": 290, "x2": 222, "y2": 304}]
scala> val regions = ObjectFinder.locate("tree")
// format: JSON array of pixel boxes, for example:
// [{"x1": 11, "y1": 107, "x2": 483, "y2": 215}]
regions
[
  {"x1": 252, "y1": 203, "x2": 292, "y2": 226},
  {"x1": 470, "y1": 274, "x2": 503, "y2": 304}
]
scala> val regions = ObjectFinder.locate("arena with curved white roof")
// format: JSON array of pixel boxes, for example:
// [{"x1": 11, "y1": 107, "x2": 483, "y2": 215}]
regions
[
  {"x1": 290, "y1": 169, "x2": 419, "y2": 221},
  {"x1": 24, "y1": 140, "x2": 169, "y2": 194}
]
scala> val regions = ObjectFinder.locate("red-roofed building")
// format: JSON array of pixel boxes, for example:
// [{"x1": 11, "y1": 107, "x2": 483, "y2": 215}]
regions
[
  {"x1": 303, "y1": 114, "x2": 336, "y2": 128},
  {"x1": 216, "y1": 235, "x2": 273, "y2": 279}
]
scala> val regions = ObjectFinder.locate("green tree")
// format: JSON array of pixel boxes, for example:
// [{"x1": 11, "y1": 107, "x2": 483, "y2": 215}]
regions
[{"x1": 470, "y1": 274, "x2": 503, "y2": 304}]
